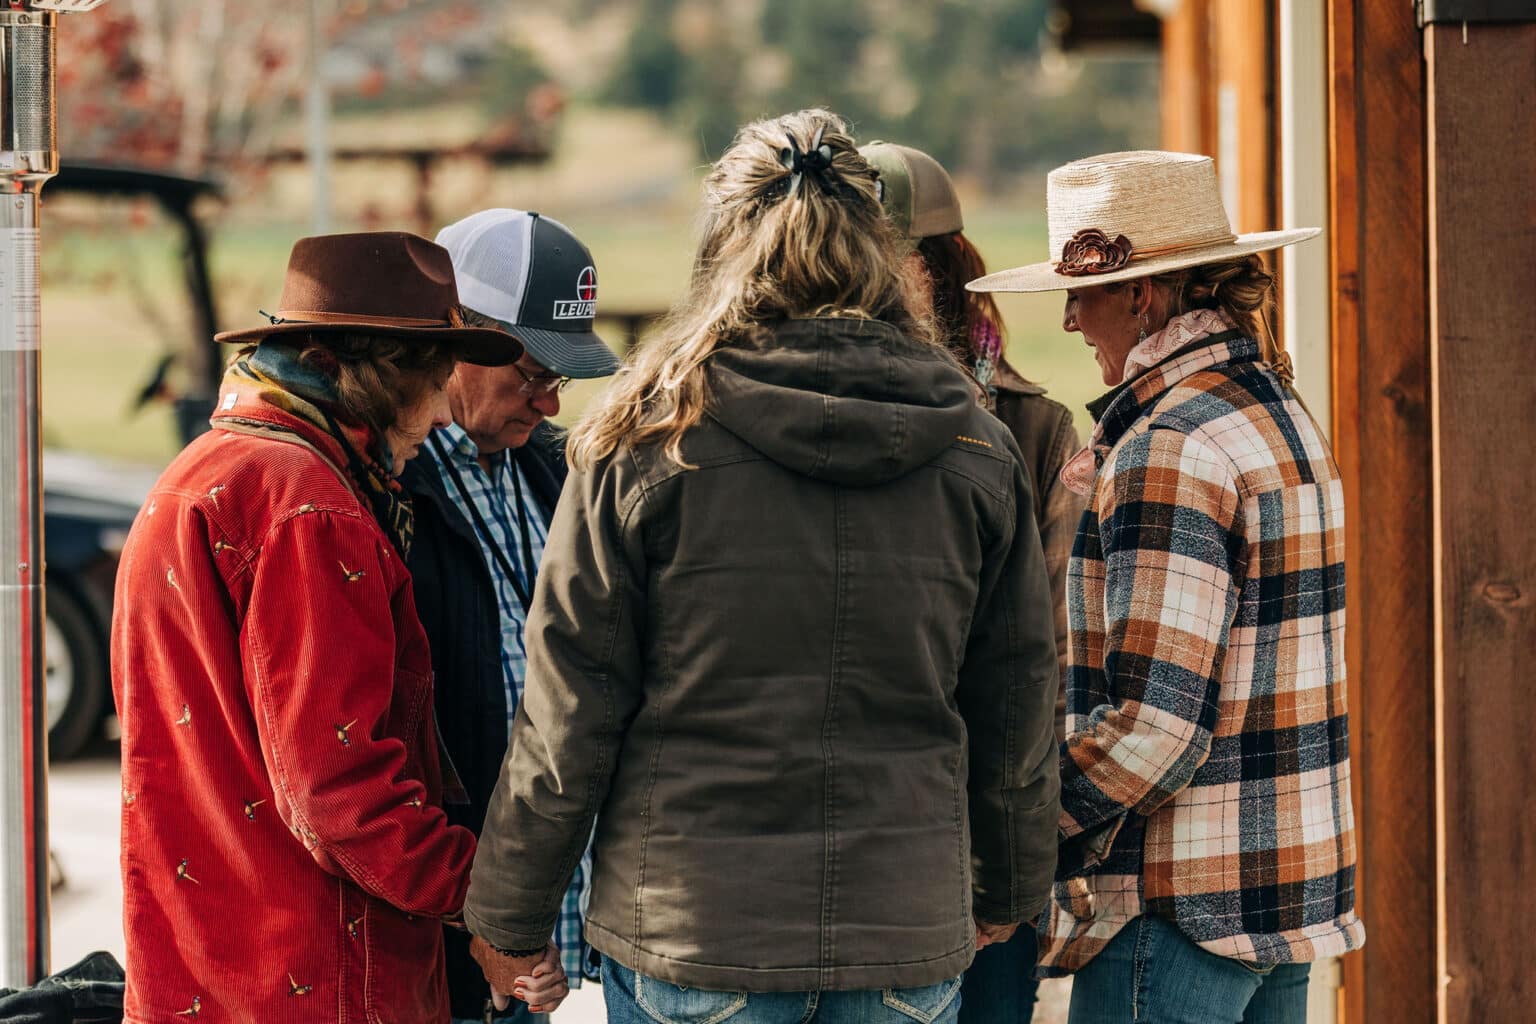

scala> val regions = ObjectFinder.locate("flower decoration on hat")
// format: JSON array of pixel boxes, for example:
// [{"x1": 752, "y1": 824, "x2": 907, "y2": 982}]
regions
[{"x1": 1058, "y1": 228, "x2": 1134, "y2": 276}]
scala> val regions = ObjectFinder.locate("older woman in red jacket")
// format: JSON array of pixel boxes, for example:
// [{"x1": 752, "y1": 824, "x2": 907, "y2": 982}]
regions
[{"x1": 110, "y1": 232, "x2": 566, "y2": 1022}]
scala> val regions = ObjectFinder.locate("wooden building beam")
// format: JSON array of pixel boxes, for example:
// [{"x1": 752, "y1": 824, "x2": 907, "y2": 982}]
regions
[
  {"x1": 1327, "y1": 0, "x2": 1437, "y2": 1020},
  {"x1": 1213, "y1": 0, "x2": 1274, "y2": 233},
  {"x1": 1160, "y1": 0, "x2": 1214, "y2": 154},
  {"x1": 1425, "y1": 22, "x2": 1536, "y2": 1023}
]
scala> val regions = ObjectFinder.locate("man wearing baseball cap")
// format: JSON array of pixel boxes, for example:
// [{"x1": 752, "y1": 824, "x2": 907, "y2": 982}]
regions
[{"x1": 400, "y1": 209, "x2": 620, "y2": 1022}]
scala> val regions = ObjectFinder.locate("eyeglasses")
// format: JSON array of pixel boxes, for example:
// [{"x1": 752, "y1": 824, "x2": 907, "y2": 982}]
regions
[{"x1": 512, "y1": 362, "x2": 573, "y2": 396}]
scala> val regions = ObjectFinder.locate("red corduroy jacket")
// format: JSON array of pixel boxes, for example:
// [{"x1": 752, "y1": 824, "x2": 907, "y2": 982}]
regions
[{"x1": 111, "y1": 396, "x2": 476, "y2": 1023}]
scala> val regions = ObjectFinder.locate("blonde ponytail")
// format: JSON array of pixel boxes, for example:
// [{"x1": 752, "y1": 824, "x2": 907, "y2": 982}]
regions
[{"x1": 567, "y1": 108, "x2": 937, "y2": 471}]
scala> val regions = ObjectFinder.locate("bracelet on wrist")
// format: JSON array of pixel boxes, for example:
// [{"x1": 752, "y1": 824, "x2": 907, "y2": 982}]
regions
[{"x1": 490, "y1": 941, "x2": 546, "y2": 958}]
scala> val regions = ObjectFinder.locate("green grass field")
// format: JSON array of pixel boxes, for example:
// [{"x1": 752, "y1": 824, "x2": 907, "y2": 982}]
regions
[{"x1": 37, "y1": 107, "x2": 1102, "y2": 466}]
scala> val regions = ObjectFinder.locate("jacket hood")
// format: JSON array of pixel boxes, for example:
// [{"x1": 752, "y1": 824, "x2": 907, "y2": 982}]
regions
[{"x1": 705, "y1": 317, "x2": 978, "y2": 486}]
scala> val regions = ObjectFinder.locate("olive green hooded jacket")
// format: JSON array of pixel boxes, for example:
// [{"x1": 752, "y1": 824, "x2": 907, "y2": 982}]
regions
[{"x1": 464, "y1": 317, "x2": 1060, "y2": 992}]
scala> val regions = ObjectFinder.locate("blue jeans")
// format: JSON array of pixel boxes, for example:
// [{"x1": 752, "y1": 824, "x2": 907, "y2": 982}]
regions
[
  {"x1": 1067, "y1": 916, "x2": 1311, "y2": 1024},
  {"x1": 958, "y1": 926, "x2": 1040, "y2": 1023},
  {"x1": 603, "y1": 956, "x2": 962, "y2": 1024},
  {"x1": 452, "y1": 1007, "x2": 547, "y2": 1024}
]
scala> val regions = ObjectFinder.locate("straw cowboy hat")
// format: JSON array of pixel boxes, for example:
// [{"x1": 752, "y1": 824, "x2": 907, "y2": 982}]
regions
[
  {"x1": 215, "y1": 231, "x2": 520, "y2": 366},
  {"x1": 968, "y1": 150, "x2": 1320, "y2": 294}
]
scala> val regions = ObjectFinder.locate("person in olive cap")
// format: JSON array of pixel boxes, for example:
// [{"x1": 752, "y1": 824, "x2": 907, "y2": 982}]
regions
[
  {"x1": 861, "y1": 141, "x2": 1086, "y2": 1024},
  {"x1": 399, "y1": 209, "x2": 621, "y2": 1022}
]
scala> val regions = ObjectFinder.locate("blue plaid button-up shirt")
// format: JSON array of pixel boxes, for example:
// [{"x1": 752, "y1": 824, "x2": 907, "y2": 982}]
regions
[{"x1": 428, "y1": 424, "x2": 594, "y2": 984}]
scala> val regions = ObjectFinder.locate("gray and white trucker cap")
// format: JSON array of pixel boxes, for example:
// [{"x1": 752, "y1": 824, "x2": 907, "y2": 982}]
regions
[{"x1": 434, "y1": 208, "x2": 620, "y2": 378}]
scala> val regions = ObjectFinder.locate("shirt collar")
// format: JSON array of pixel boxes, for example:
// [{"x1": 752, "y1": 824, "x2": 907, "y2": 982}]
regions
[
  {"x1": 434, "y1": 422, "x2": 511, "y2": 473},
  {"x1": 1093, "y1": 330, "x2": 1259, "y2": 448}
]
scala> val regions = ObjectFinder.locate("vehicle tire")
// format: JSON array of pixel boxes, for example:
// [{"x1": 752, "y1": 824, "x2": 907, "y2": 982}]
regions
[{"x1": 44, "y1": 581, "x2": 108, "y2": 760}]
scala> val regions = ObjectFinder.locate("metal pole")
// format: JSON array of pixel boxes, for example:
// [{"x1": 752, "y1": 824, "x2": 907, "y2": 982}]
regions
[
  {"x1": 0, "y1": 5, "x2": 56, "y2": 988},
  {"x1": 305, "y1": 0, "x2": 332, "y2": 233},
  {"x1": 0, "y1": 0, "x2": 107, "y2": 987}
]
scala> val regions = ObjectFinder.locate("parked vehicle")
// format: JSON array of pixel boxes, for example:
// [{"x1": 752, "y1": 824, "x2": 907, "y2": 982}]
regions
[
  {"x1": 35, "y1": 162, "x2": 223, "y2": 759},
  {"x1": 42, "y1": 451, "x2": 155, "y2": 759}
]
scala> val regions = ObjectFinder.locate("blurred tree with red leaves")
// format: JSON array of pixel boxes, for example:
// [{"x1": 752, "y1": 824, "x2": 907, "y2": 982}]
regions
[{"x1": 54, "y1": 0, "x2": 519, "y2": 175}]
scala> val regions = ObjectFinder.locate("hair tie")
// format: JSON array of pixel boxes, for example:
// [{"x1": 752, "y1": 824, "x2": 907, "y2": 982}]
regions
[{"x1": 778, "y1": 125, "x2": 834, "y2": 198}]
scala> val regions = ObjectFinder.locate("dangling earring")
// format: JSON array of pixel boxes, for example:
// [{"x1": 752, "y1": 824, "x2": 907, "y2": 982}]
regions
[{"x1": 1134, "y1": 308, "x2": 1148, "y2": 345}]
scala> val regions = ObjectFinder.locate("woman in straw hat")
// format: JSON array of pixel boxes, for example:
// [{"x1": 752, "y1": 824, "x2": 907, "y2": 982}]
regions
[
  {"x1": 111, "y1": 232, "x2": 569, "y2": 1022},
  {"x1": 969, "y1": 151, "x2": 1365, "y2": 1022},
  {"x1": 461, "y1": 109, "x2": 1060, "y2": 1024},
  {"x1": 862, "y1": 139, "x2": 1085, "y2": 1024}
]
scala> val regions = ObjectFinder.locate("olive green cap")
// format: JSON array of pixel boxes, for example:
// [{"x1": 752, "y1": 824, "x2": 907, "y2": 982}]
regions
[{"x1": 858, "y1": 141, "x2": 965, "y2": 240}]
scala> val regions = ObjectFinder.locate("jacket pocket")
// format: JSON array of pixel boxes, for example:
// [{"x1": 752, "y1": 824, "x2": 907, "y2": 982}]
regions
[
  {"x1": 635, "y1": 973, "x2": 748, "y2": 1024},
  {"x1": 362, "y1": 898, "x2": 446, "y2": 1024},
  {"x1": 394, "y1": 666, "x2": 433, "y2": 746},
  {"x1": 389, "y1": 665, "x2": 439, "y2": 796},
  {"x1": 881, "y1": 977, "x2": 962, "y2": 1023}
]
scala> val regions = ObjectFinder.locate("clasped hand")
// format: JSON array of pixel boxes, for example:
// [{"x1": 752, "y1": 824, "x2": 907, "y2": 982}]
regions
[
  {"x1": 974, "y1": 917, "x2": 1019, "y2": 950},
  {"x1": 468, "y1": 935, "x2": 571, "y2": 1014}
]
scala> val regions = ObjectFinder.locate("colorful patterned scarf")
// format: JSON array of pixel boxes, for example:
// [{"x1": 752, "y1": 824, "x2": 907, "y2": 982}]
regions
[
  {"x1": 969, "y1": 317, "x2": 1005, "y2": 398},
  {"x1": 222, "y1": 343, "x2": 415, "y2": 558}
]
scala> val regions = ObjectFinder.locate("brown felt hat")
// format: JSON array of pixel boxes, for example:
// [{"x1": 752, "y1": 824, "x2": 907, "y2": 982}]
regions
[
  {"x1": 859, "y1": 142, "x2": 964, "y2": 241},
  {"x1": 214, "y1": 231, "x2": 521, "y2": 366}
]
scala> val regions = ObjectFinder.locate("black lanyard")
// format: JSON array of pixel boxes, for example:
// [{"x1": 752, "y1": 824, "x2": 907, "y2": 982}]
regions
[{"x1": 430, "y1": 433, "x2": 537, "y2": 612}]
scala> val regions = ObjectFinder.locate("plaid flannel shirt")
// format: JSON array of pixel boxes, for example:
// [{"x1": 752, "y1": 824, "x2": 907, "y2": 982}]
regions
[
  {"x1": 429, "y1": 425, "x2": 594, "y2": 984},
  {"x1": 1041, "y1": 332, "x2": 1365, "y2": 975}
]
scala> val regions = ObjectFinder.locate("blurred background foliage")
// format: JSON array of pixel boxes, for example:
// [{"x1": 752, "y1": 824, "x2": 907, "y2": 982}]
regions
[
  {"x1": 43, "y1": 0, "x2": 1158, "y2": 463},
  {"x1": 601, "y1": 0, "x2": 1155, "y2": 177}
]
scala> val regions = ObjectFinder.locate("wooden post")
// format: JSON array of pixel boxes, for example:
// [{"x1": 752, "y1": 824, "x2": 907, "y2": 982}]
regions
[
  {"x1": 1160, "y1": 0, "x2": 1214, "y2": 154},
  {"x1": 1425, "y1": 22, "x2": 1536, "y2": 1023},
  {"x1": 1213, "y1": 0, "x2": 1274, "y2": 233},
  {"x1": 1327, "y1": 0, "x2": 1437, "y2": 1020}
]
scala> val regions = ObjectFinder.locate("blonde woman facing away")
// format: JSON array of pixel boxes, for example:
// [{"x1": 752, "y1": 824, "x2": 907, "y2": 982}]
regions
[{"x1": 461, "y1": 109, "x2": 1062, "y2": 1024}]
